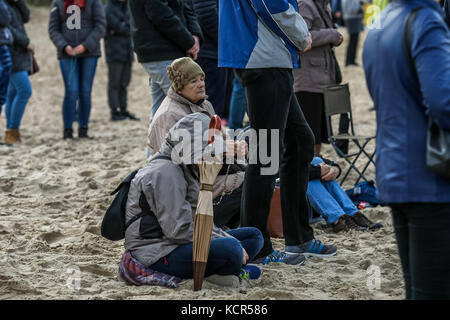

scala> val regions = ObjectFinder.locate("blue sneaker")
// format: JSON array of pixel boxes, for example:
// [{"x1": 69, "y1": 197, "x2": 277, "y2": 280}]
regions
[
  {"x1": 251, "y1": 250, "x2": 306, "y2": 266},
  {"x1": 240, "y1": 264, "x2": 262, "y2": 280},
  {"x1": 286, "y1": 239, "x2": 337, "y2": 257}
]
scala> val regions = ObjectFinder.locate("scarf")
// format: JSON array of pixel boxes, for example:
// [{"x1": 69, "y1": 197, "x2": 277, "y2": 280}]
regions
[{"x1": 64, "y1": 0, "x2": 86, "y2": 12}]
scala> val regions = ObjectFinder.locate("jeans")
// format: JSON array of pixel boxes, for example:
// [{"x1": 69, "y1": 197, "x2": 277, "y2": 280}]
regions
[
  {"x1": 59, "y1": 57, "x2": 98, "y2": 129},
  {"x1": 150, "y1": 227, "x2": 264, "y2": 278},
  {"x1": 390, "y1": 202, "x2": 450, "y2": 299},
  {"x1": 0, "y1": 44, "x2": 12, "y2": 110},
  {"x1": 236, "y1": 68, "x2": 315, "y2": 258},
  {"x1": 213, "y1": 185, "x2": 242, "y2": 229},
  {"x1": 5, "y1": 71, "x2": 32, "y2": 129},
  {"x1": 228, "y1": 73, "x2": 247, "y2": 130},
  {"x1": 107, "y1": 61, "x2": 132, "y2": 112},
  {"x1": 307, "y1": 157, "x2": 358, "y2": 224},
  {"x1": 141, "y1": 60, "x2": 172, "y2": 118}
]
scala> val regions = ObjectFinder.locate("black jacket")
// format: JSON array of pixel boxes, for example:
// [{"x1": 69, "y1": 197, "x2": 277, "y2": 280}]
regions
[
  {"x1": 48, "y1": 0, "x2": 106, "y2": 59},
  {"x1": 104, "y1": 0, "x2": 133, "y2": 63},
  {"x1": 6, "y1": 0, "x2": 31, "y2": 73},
  {"x1": 128, "y1": 0, "x2": 203, "y2": 63},
  {"x1": 192, "y1": 0, "x2": 217, "y2": 60},
  {"x1": 0, "y1": 0, "x2": 13, "y2": 45}
]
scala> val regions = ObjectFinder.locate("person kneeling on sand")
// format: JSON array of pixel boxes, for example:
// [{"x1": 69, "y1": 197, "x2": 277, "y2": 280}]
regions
[
  {"x1": 122, "y1": 112, "x2": 263, "y2": 288},
  {"x1": 147, "y1": 57, "x2": 246, "y2": 230},
  {"x1": 307, "y1": 156, "x2": 383, "y2": 233}
]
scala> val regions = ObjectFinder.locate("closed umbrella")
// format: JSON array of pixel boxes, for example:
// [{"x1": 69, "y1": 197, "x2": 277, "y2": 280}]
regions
[{"x1": 193, "y1": 115, "x2": 224, "y2": 291}]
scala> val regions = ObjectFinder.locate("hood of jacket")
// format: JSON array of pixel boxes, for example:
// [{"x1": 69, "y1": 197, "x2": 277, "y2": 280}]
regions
[{"x1": 153, "y1": 112, "x2": 228, "y2": 166}]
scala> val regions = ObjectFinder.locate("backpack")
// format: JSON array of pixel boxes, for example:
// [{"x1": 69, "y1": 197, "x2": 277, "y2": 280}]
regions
[{"x1": 101, "y1": 155, "x2": 171, "y2": 241}]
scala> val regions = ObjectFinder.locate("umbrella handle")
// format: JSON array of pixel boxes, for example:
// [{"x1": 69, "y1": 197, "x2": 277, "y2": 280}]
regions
[{"x1": 208, "y1": 115, "x2": 222, "y2": 145}]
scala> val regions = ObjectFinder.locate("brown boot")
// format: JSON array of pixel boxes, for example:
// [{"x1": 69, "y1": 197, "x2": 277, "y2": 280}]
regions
[{"x1": 4, "y1": 129, "x2": 21, "y2": 145}]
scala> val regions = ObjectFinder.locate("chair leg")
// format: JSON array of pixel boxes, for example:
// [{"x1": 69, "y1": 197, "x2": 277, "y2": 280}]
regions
[{"x1": 340, "y1": 139, "x2": 374, "y2": 185}]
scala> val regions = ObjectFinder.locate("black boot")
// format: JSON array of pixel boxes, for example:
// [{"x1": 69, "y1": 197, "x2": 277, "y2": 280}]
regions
[
  {"x1": 78, "y1": 127, "x2": 91, "y2": 139},
  {"x1": 111, "y1": 110, "x2": 126, "y2": 121},
  {"x1": 120, "y1": 110, "x2": 140, "y2": 121},
  {"x1": 63, "y1": 128, "x2": 73, "y2": 139}
]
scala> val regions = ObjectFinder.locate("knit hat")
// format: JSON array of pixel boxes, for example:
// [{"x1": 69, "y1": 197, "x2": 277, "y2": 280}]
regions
[{"x1": 167, "y1": 57, "x2": 205, "y2": 92}]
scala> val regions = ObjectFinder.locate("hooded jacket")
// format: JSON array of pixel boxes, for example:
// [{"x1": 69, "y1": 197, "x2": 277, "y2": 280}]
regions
[
  {"x1": 104, "y1": 0, "x2": 133, "y2": 63},
  {"x1": 363, "y1": 0, "x2": 450, "y2": 203},
  {"x1": 48, "y1": 0, "x2": 106, "y2": 59},
  {"x1": 125, "y1": 112, "x2": 234, "y2": 267},
  {"x1": 0, "y1": 0, "x2": 13, "y2": 46},
  {"x1": 5, "y1": 0, "x2": 31, "y2": 73},
  {"x1": 218, "y1": 0, "x2": 310, "y2": 69},
  {"x1": 293, "y1": 0, "x2": 340, "y2": 93}
]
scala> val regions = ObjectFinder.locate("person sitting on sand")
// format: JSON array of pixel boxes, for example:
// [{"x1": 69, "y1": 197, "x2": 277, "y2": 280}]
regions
[
  {"x1": 123, "y1": 112, "x2": 263, "y2": 287},
  {"x1": 147, "y1": 57, "x2": 246, "y2": 230},
  {"x1": 307, "y1": 156, "x2": 383, "y2": 233}
]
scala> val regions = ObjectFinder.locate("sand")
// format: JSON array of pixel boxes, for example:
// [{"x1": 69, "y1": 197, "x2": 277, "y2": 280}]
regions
[{"x1": 0, "y1": 7, "x2": 404, "y2": 300}]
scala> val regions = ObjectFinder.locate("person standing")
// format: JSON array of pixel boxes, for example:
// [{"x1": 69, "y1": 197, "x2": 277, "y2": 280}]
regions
[
  {"x1": 294, "y1": 0, "x2": 344, "y2": 156},
  {"x1": 4, "y1": 0, "x2": 34, "y2": 145},
  {"x1": 48, "y1": 0, "x2": 106, "y2": 139},
  {"x1": 0, "y1": 0, "x2": 13, "y2": 126},
  {"x1": 363, "y1": 0, "x2": 450, "y2": 299},
  {"x1": 219, "y1": 0, "x2": 337, "y2": 265},
  {"x1": 128, "y1": 0, "x2": 203, "y2": 119},
  {"x1": 104, "y1": 0, "x2": 138, "y2": 122},
  {"x1": 342, "y1": 0, "x2": 364, "y2": 66}
]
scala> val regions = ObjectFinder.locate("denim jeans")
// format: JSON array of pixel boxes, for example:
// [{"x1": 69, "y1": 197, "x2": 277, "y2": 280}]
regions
[
  {"x1": 149, "y1": 227, "x2": 264, "y2": 278},
  {"x1": 228, "y1": 73, "x2": 247, "y2": 130},
  {"x1": 5, "y1": 71, "x2": 32, "y2": 129},
  {"x1": 0, "y1": 44, "x2": 12, "y2": 110},
  {"x1": 141, "y1": 60, "x2": 172, "y2": 118},
  {"x1": 307, "y1": 157, "x2": 358, "y2": 224},
  {"x1": 236, "y1": 68, "x2": 315, "y2": 258},
  {"x1": 59, "y1": 57, "x2": 98, "y2": 129},
  {"x1": 390, "y1": 202, "x2": 450, "y2": 299}
]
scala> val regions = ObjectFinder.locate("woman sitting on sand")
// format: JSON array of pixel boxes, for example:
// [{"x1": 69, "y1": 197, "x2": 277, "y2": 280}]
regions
[
  {"x1": 147, "y1": 57, "x2": 247, "y2": 230},
  {"x1": 48, "y1": 0, "x2": 106, "y2": 139},
  {"x1": 122, "y1": 112, "x2": 263, "y2": 287}
]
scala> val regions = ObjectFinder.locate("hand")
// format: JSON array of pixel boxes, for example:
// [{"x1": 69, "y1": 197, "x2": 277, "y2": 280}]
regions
[
  {"x1": 186, "y1": 35, "x2": 200, "y2": 60},
  {"x1": 300, "y1": 33, "x2": 312, "y2": 54},
  {"x1": 225, "y1": 140, "x2": 236, "y2": 157},
  {"x1": 321, "y1": 166, "x2": 339, "y2": 181},
  {"x1": 65, "y1": 45, "x2": 75, "y2": 56},
  {"x1": 320, "y1": 163, "x2": 331, "y2": 177},
  {"x1": 74, "y1": 44, "x2": 86, "y2": 56},
  {"x1": 27, "y1": 43, "x2": 35, "y2": 54},
  {"x1": 334, "y1": 32, "x2": 344, "y2": 47},
  {"x1": 235, "y1": 140, "x2": 248, "y2": 159},
  {"x1": 242, "y1": 248, "x2": 249, "y2": 265}
]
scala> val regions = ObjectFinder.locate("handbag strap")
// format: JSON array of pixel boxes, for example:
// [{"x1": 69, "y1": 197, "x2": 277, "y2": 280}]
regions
[{"x1": 311, "y1": 0, "x2": 334, "y2": 29}]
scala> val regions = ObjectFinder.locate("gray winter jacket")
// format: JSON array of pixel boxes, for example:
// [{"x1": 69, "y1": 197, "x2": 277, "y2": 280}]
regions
[
  {"x1": 48, "y1": 0, "x2": 106, "y2": 59},
  {"x1": 293, "y1": 0, "x2": 340, "y2": 93},
  {"x1": 342, "y1": 0, "x2": 364, "y2": 34},
  {"x1": 5, "y1": 0, "x2": 31, "y2": 73},
  {"x1": 125, "y1": 112, "x2": 235, "y2": 267},
  {"x1": 0, "y1": 0, "x2": 13, "y2": 45}
]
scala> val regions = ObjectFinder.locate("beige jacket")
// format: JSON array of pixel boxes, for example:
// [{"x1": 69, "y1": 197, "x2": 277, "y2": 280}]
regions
[
  {"x1": 293, "y1": 0, "x2": 341, "y2": 93},
  {"x1": 147, "y1": 87, "x2": 245, "y2": 199}
]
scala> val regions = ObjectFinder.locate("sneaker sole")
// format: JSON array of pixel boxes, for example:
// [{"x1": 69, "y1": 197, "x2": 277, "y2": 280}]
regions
[
  {"x1": 283, "y1": 252, "x2": 307, "y2": 265},
  {"x1": 286, "y1": 251, "x2": 337, "y2": 258}
]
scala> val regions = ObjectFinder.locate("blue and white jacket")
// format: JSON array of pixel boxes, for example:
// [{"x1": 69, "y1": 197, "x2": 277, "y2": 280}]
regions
[{"x1": 218, "y1": 0, "x2": 310, "y2": 69}]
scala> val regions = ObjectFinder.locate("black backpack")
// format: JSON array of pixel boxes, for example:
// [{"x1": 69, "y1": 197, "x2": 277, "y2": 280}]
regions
[{"x1": 101, "y1": 155, "x2": 171, "y2": 241}]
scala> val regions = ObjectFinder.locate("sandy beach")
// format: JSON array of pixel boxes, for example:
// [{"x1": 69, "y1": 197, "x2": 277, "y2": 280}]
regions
[{"x1": 0, "y1": 7, "x2": 404, "y2": 300}]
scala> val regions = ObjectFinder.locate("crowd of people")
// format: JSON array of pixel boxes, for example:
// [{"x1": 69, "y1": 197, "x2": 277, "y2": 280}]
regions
[{"x1": 0, "y1": 0, "x2": 449, "y2": 299}]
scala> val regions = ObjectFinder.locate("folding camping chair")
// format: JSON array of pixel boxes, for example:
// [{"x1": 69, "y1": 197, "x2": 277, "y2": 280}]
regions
[{"x1": 323, "y1": 83, "x2": 376, "y2": 185}]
